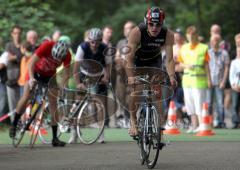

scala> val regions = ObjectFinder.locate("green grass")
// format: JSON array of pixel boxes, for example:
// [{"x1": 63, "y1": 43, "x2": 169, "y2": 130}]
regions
[{"x1": 1, "y1": 128, "x2": 240, "y2": 145}]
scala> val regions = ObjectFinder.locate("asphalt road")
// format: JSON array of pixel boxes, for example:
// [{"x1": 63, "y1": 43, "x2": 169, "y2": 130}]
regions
[{"x1": 0, "y1": 141, "x2": 240, "y2": 170}]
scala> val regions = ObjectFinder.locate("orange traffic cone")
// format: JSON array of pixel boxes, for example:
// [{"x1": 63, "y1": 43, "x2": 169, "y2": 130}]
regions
[
  {"x1": 164, "y1": 101, "x2": 181, "y2": 135},
  {"x1": 195, "y1": 102, "x2": 215, "y2": 136}
]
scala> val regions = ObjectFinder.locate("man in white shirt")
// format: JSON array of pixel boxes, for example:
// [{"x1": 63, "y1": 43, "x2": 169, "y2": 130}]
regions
[{"x1": 0, "y1": 52, "x2": 9, "y2": 118}]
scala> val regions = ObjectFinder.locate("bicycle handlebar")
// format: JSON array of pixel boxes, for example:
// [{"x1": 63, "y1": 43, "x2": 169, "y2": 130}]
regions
[{"x1": 134, "y1": 75, "x2": 151, "y2": 85}]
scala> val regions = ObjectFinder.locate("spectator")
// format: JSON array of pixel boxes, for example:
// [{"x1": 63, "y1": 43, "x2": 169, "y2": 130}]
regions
[
  {"x1": 229, "y1": 33, "x2": 240, "y2": 129},
  {"x1": 52, "y1": 30, "x2": 61, "y2": 42},
  {"x1": 5, "y1": 25, "x2": 23, "y2": 122},
  {"x1": 0, "y1": 52, "x2": 9, "y2": 119},
  {"x1": 114, "y1": 21, "x2": 136, "y2": 128},
  {"x1": 172, "y1": 29, "x2": 188, "y2": 127},
  {"x1": 207, "y1": 34, "x2": 230, "y2": 128},
  {"x1": 178, "y1": 26, "x2": 211, "y2": 133},
  {"x1": 210, "y1": 24, "x2": 232, "y2": 119},
  {"x1": 18, "y1": 41, "x2": 33, "y2": 96},
  {"x1": 102, "y1": 25, "x2": 113, "y2": 46},
  {"x1": 102, "y1": 25, "x2": 114, "y2": 128},
  {"x1": 84, "y1": 30, "x2": 90, "y2": 42},
  {"x1": 26, "y1": 30, "x2": 38, "y2": 52},
  {"x1": 210, "y1": 24, "x2": 231, "y2": 52}
]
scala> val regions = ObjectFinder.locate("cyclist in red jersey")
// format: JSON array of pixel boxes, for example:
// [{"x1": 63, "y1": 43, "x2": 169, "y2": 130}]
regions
[{"x1": 10, "y1": 40, "x2": 71, "y2": 147}]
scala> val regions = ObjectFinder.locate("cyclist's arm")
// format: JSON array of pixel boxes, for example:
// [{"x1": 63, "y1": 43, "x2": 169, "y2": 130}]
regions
[
  {"x1": 73, "y1": 61, "x2": 81, "y2": 85},
  {"x1": 61, "y1": 52, "x2": 71, "y2": 88},
  {"x1": 125, "y1": 27, "x2": 140, "y2": 78},
  {"x1": 62, "y1": 66, "x2": 70, "y2": 88},
  {"x1": 28, "y1": 54, "x2": 40, "y2": 79},
  {"x1": 164, "y1": 30, "x2": 175, "y2": 78},
  {"x1": 103, "y1": 64, "x2": 110, "y2": 80},
  {"x1": 73, "y1": 45, "x2": 84, "y2": 85}
]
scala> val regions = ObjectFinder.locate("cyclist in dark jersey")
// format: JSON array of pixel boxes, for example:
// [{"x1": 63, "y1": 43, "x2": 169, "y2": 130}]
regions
[
  {"x1": 73, "y1": 28, "x2": 110, "y2": 143},
  {"x1": 125, "y1": 7, "x2": 177, "y2": 136}
]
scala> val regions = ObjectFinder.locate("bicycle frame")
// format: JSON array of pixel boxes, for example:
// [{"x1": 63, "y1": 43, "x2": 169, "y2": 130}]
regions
[{"x1": 13, "y1": 82, "x2": 48, "y2": 148}]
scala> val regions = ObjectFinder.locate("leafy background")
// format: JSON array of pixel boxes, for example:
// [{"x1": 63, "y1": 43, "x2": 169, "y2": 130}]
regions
[{"x1": 0, "y1": 0, "x2": 239, "y2": 54}]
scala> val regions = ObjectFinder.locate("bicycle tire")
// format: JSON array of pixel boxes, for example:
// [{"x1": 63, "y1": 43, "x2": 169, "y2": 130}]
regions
[
  {"x1": 12, "y1": 119, "x2": 27, "y2": 148},
  {"x1": 38, "y1": 102, "x2": 54, "y2": 144},
  {"x1": 56, "y1": 104, "x2": 73, "y2": 143},
  {"x1": 29, "y1": 119, "x2": 41, "y2": 148},
  {"x1": 29, "y1": 103, "x2": 43, "y2": 148},
  {"x1": 77, "y1": 97, "x2": 105, "y2": 145},
  {"x1": 145, "y1": 106, "x2": 161, "y2": 169},
  {"x1": 137, "y1": 108, "x2": 146, "y2": 165},
  {"x1": 12, "y1": 104, "x2": 35, "y2": 148}
]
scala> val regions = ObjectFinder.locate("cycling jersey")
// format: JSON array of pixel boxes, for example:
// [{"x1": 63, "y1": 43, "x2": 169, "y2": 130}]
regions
[
  {"x1": 75, "y1": 41, "x2": 107, "y2": 67},
  {"x1": 34, "y1": 41, "x2": 71, "y2": 77},
  {"x1": 135, "y1": 23, "x2": 167, "y2": 67}
]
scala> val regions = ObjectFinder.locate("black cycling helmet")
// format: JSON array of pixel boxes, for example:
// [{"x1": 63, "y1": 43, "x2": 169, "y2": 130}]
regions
[
  {"x1": 51, "y1": 40, "x2": 68, "y2": 61},
  {"x1": 144, "y1": 6, "x2": 165, "y2": 25}
]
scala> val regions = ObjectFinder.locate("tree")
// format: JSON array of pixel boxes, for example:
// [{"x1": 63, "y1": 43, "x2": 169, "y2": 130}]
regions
[{"x1": 0, "y1": 0, "x2": 55, "y2": 51}]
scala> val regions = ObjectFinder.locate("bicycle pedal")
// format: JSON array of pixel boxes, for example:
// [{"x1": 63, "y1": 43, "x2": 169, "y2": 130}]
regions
[
  {"x1": 26, "y1": 127, "x2": 31, "y2": 131},
  {"x1": 132, "y1": 136, "x2": 139, "y2": 141},
  {"x1": 154, "y1": 142, "x2": 166, "y2": 150},
  {"x1": 160, "y1": 127, "x2": 165, "y2": 131}
]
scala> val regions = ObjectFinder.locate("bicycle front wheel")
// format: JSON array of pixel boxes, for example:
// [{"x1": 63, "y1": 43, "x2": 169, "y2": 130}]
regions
[
  {"x1": 12, "y1": 104, "x2": 34, "y2": 148},
  {"x1": 38, "y1": 104, "x2": 52, "y2": 144},
  {"x1": 137, "y1": 108, "x2": 147, "y2": 165},
  {"x1": 29, "y1": 103, "x2": 43, "y2": 148},
  {"x1": 77, "y1": 97, "x2": 105, "y2": 144},
  {"x1": 145, "y1": 106, "x2": 161, "y2": 169}
]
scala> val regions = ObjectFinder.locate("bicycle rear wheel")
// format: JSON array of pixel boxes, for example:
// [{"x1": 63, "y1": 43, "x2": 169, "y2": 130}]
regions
[
  {"x1": 145, "y1": 106, "x2": 161, "y2": 169},
  {"x1": 77, "y1": 97, "x2": 105, "y2": 144}
]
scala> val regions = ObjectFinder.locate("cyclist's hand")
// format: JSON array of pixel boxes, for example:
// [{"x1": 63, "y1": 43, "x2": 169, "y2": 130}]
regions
[
  {"x1": 28, "y1": 78, "x2": 37, "y2": 90},
  {"x1": 170, "y1": 76, "x2": 178, "y2": 88},
  {"x1": 128, "y1": 76, "x2": 135, "y2": 85},
  {"x1": 76, "y1": 83, "x2": 86, "y2": 90},
  {"x1": 100, "y1": 76, "x2": 109, "y2": 85}
]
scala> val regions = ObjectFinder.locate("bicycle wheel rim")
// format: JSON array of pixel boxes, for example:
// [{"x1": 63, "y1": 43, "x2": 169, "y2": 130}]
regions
[
  {"x1": 77, "y1": 97, "x2": 105, "y2": 144},
  {"x1": 56, "y1": 104, "x2": 73, "y2": 143},
  {"x1": 29, "y1": 103, "x2": 43, "y2": 148},
  {"x1": 146, "y1": 107, "x2": 160, "y2": 169},
  {"x1": 12, "y1": 120, "x2": 26, "y2": 148},
  {"x1": 137, "y1": 109, "x2": 146, "y2": 165},
  {"x1": 29, "y1": 120, "x2": 41, "y2": 148},
  {"x1": 38, "y1": 111, "x2": 52, "y2": 144}
]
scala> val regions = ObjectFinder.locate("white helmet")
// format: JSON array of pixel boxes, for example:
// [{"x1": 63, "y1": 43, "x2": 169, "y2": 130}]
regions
[
  {"x1": 88, "y1": 28, "x2": 102, "y2": 41},
  {"x1": 51, "y1": 40, "x2": 68, "y2": 61}
]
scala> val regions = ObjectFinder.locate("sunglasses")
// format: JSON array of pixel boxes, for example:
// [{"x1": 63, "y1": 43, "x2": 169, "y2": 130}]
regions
[
  {"x1": 148, "y1": 22, "x2": 161, "y2": 27},
  {"x1": 89, "y1": 40, "x2": 101, "y2": 45}
]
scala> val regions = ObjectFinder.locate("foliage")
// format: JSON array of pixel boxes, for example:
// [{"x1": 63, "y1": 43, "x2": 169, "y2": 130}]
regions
[
  {"x1": 0, "y1": 0, "x2": 55, "y2": 50},
  {"x1": 0, "y1": 0, "x2": 239, "y2": 53}
]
